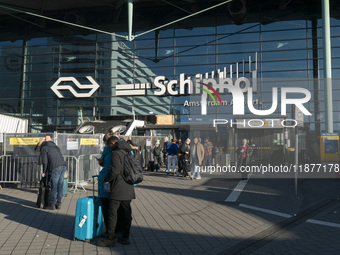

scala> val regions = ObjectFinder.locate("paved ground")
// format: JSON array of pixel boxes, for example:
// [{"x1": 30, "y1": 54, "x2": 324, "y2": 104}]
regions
[{"x1": 0, "y1": 171, "x2": 340, "y2": 255}]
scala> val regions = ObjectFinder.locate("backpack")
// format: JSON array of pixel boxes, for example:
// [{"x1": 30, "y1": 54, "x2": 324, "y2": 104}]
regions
[
  {"x1": 122, "y1": 151, "x2": 143, "y2": 185},
  {"x1": 154, "y1": 146, "x2": 161, "y2": 156}
]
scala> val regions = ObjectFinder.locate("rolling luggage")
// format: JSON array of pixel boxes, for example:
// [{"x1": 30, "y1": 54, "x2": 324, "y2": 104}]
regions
[
  {"x1": 36, "y1": 176, "x2": 50, "y2": 208},
  {"x1": 74, "y1": 175, "x2": 104, "y2": 241},
  {"x1": 63, "y1": 178, "x2": 68, "y2": 196}
]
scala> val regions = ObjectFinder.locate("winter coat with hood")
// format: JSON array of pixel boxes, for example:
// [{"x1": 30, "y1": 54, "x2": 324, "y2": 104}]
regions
[
  {"x1": 40, "y1": 141, "x2": 66, "y2": 174},
  {"x1": 104, "y1": 140, "x2": 136, "y2": 201}
]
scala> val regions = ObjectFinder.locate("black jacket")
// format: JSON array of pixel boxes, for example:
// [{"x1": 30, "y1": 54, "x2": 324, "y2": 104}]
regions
[
  {"x1": 163, "y1": 141, "x2": 169, "y2": 155},
  {"x1": 40, "y1": 141, "x2": 66, "y2": 174},
  {"x1": 104, "y1": 140, "x2": 136, "y2": 201},
  {"x1": 178, "y1": 143, "x2": 190, "y2": 161}
]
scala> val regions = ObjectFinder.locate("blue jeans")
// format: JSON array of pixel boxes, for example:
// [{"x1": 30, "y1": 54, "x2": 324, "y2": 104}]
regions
[
  {"x1": 50, "y1": 166, "x2": 66, "y2": 206},
  {"x1": 190, "y1": 157, "x2": 201, "y2": 178}
]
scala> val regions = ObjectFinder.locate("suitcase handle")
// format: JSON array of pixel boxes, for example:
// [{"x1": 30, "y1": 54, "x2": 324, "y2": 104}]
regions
[{"x1": 92, "y1": 175, "x2": 99, "y2": 199}]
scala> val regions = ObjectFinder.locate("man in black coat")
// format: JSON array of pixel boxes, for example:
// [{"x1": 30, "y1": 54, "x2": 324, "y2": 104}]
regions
[
  {"x1": 40, "y1": 134, "x2": 66, "y2": 210},
  {"x1": 178, "y1": 138, "x2": 190, "y2": 177},
  {"x1": 98, "y1": 136, "x2": 135, "y2": 247}
]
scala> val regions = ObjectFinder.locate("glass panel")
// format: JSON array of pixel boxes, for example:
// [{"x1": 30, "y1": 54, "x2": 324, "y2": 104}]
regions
[
  {"x1": 134, "y1": 96, "x2": 171, "y2": 106},
  {"x1": 0, "y1": 42, "x2": 24, "y2": 113},
  {"x1": 262, "y1": 50, "x2": 307, "y2": 61},
  {"x1": 175, "y1": 35, "x2": 216, "y2": 47},
  {"x1": 175, "y1": 54, "x2": 215, "y2": 66},
  {"x1": 218, "y1": 42, "x2": 260, "y2": 54},
  {"x1": 262, "y1": 70, "x2": 307, "y2": 78},
  {"x1": 261, "y1": 60, "x2": 308, "y2": 72},
  {"x1": 262, "y1": 39, "x2": 307, "y2": 51},
  {"x1": 261, "y1": 20, "x2": 306, "y2": 31},
  {"x1": 174, "y1": 64, "x2": 216, "y2": 77},
  {"x1": 175, "y1": 27, "x2": 215, "y2": 37}
]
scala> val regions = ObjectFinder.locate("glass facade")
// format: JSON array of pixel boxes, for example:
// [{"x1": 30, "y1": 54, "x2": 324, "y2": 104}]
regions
[{"x1": 1, "y1": 13, "x2": 340, "y2": 133}]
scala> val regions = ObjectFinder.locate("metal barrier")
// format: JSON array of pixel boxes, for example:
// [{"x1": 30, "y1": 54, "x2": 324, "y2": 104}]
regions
[
  {"x1": 0, "y1": 155, "x2": 40, "y2": 187},
  {"x1": 0, "y1": 154, "x2": 101, "y2": 191},
  {"x1": 73, "y1": 154, "x2": 101, "y2": 192},
  {"x1": 64, "y1": 155, "x2": 78, "y2": 192},
  {"x1": 140, "y1": 149, "x2": 153, "y2": 169}
]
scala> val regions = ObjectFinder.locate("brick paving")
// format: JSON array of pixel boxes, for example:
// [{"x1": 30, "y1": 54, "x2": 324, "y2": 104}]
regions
[{"x1": 0, "y1": 172, "x2": 339, "y2": 255}]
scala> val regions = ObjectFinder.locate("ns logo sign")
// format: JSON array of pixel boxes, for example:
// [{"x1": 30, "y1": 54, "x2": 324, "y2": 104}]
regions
[{"x1": 51, "y1": 76, "x2": 100, "y2": 98}]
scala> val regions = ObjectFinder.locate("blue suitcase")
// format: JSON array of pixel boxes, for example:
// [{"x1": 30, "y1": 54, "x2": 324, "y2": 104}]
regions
[
  {"x1": 63, "y1": 178, "x2": 68, "y2": 196},
  {"x1": 74, "y1": 175, "x2": 104, "y2": 241}
]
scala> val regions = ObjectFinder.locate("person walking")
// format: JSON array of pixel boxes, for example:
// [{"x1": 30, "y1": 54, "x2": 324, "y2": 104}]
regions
[
  {"x1": 189, "y1": 137, "x2": 204, "y2": 180},
  {"x1": 40, "y1": 134, "x2": 66, "y2": 210},
  {"x1": 237, "y1": 139, "x2": 253, "y2": 180},
  {"x1": 152, "y1": 141, "x2": 162, "y2": 171},
  {"x1": 163, "y1": 137, "x2": 169, "y2": 171},
  {"x1": 178, "y1": 138, "x2": 190, "y2": 177},
  {"x1": 97, "y1": 136, "x2": 135, "y2": 247},
  {"x1": 166, "y1": 139, "x2": 179, "y2": 175},
  {"x1": 176, "y1": 138, "x2": 183, "y2": 174},
  {"x1": 202, "y1": 138, "x2": 213, "y2": 168}
]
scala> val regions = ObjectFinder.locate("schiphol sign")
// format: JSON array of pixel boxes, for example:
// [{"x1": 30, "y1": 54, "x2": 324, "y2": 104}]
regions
[
  {"x1": 50, "y1": 66, "x2": 312, "y2": 126},
  {"x1": 114, "y1": 69, "x2": 256, "y2": 97},
  {"x1": 116, "y1": 68, "x2": 311, "y2": 118}
]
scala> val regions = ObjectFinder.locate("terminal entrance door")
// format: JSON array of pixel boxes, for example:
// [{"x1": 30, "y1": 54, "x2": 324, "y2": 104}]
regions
[{"x1": 236, "y1": 129, "x2": 285, "y2": 165}]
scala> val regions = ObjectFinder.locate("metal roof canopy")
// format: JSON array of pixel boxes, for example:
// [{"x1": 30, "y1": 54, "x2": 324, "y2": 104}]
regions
[
  {"x1": 0, "y1": 0, "x2": 231, "y2": 41},
  {"x1": 0, "y1": 0, "x2": 335, "y2": 42}
]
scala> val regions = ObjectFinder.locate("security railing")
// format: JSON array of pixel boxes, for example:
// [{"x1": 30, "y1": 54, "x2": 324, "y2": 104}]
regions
[
  {"x1": 0, "y1": 154, "x2": 101, "y2": 191},
  {"x1": 0, "y1": 155, "x2": 40, "y2": 187}
]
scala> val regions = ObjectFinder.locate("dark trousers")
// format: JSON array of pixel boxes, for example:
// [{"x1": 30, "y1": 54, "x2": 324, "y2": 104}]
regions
[
  {"x1": 178, "y1": 156, "x2": 183, "y2": 172},
  {"x1": 107, "y1": 199, "x2": 132, "y2": 240},
  {"x1": 202, "y1": 155, "x2": 212, "y2": 167},
  {"x1": 154, "y1": 155, "x2": 162, "y2": 170},
  {"x1": 239, "y1": 157, "x2": 248, "y2": 178},
  {"x1": 102, "y1": 198, "x2": 125, "y2": 234},
  {"x1": 163, "y1": 153, "x2": 168, "y2": 168},
  {"x1": 101, "y1": 197, "x2": 109, "y2": 232}
]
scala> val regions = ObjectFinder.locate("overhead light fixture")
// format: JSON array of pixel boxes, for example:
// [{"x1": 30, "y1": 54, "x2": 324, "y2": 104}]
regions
[
  {"x1": 63, "y1": 12, "x2": 87, "y2": 33},
  {"x1": 227, "y1": 0, "x2": 247, "y2": 25},
  {"x1": 110, "y1": 125, "x2": 126, "y2": 134},
  {"x1": 78, "y1": 125, "x2": 95, "y2": 134}
]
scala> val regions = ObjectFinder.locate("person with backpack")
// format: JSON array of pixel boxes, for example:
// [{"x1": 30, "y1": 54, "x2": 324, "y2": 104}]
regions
[
  {"x1": 152, "y1": 141, "x2": 162, "y2": 172},
  {"x1": 166, "y1": 139, "x2": 179, "y2": 175},
  {"x1": 97, "y1": 131, "x2": 125, "y2": 238},
  {"x1": 97, "y1": 136, "x2": 135, "y2": 247}
]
